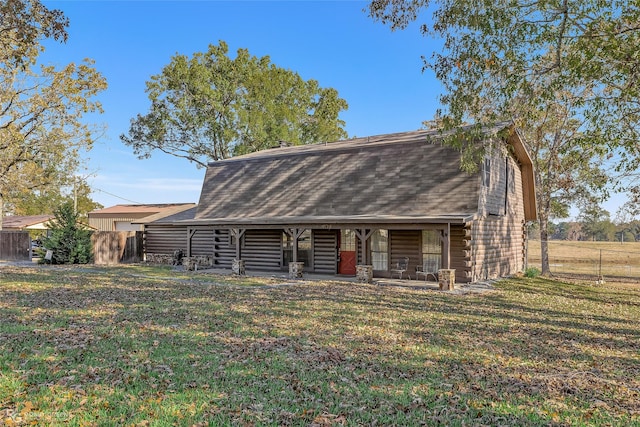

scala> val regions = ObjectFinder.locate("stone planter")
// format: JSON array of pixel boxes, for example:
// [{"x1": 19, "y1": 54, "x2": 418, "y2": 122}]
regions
[
  {"x1": 438, "y1": 269, "x2": 456, "y2": 291},
  {"x1": 289, "y1": 262, "x2": 305, "y2": 279},
  {"x1": 356, "y1": 265, "x2": 373, "y2": 283},
  {"x1": 232, "y1": 259, "x2": 246, "y2": 275}
]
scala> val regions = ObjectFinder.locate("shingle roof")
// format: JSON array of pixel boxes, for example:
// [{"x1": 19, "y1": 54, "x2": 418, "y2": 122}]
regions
[
  {"x1": 136, "y1": 205, "x2": 198, "y2": 224},
  {"x1": 89, "y1": 203, "x2": 195, "y2": 216},
  {"x1": 194, "y1": 128, "x2": 494, "y2": 224},
  {"x1": 2, "y1": 215, "x2": 54, "y2": 229}
]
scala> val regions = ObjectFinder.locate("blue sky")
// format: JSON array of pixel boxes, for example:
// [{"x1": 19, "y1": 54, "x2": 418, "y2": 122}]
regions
[
  {"x1": 40, "y1": 1, "x2": 626, "y2": 217},
  {"x1": 40, "y1": 0, "x2": 440, "y2": 208}
]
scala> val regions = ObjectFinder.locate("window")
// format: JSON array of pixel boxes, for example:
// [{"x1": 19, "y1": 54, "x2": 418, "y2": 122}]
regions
[
  {"x1": 508, "y1": 162, "x2": 515, "y2": 194},
  {"x1": 340, "y1": 229, "x2": 356, "y2": 251},
  {"x1": 422, "y1": 230, "x2": 442, "y2": 269},
  {"x1": 298, "y1": 230, "x2": 311, "y2": 266},
  {"x1": 282, "y1": 230, "x2": 311, "y2": 267},
  {"x1": 371, "y1": 229, "x2": 388, "y2": 270},
  {"x1": 482, "y1": 157, "x2": 491, "y2": 187}
]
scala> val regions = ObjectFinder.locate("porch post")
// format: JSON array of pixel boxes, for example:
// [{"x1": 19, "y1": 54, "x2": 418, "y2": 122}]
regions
[
  {"x1": 438, "y1": 223, "x2": 456, "y2": 290},
  {"x1": 445, "y1": 223, "x2": 451, "y2": 269},
  {"x1": 230, "y1": 228, "x2": 246, "y2": 260},
  {"x1": 292, "y1": 231, "x2": 298, "y2": 262},
  {"x1": 286, "y1": 228, "x2": 306, "y2": 262},
  {"x1": 354, "y1": 228, "x2": 375, "y2": 265},
  {"x1": 187, "y1": 228, "x2": 197, "y2": 257}
]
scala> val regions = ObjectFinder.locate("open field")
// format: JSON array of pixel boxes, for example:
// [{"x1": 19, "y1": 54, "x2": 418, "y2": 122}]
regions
[
  {"x1": 527, "y1": 240, "x2": 640, "y2": 283},
  {"x1": 1, "y1": 265, "x2": 639, "y2": 426}
]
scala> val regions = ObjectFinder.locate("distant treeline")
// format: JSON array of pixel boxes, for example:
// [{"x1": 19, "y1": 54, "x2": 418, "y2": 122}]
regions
[{"x1": 528, "y1": 220, "x2": 640, "y2": 242}]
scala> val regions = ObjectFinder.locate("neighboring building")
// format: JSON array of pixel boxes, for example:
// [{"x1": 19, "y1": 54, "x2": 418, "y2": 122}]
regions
[
  {"x1": 143, "y1": 124, "x2": 536, "y2": 282},
  {"x1": 88, "y1": 204, "x2": 196, "y2": 231},
  {"x1": 2, "y1": 215, "x2": 54, "y2": 233}
]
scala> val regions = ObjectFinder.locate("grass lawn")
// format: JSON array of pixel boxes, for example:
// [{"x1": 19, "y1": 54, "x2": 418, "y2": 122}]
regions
[{"x1": 1, "y1": 265, "x2": 639, "y2": 426}]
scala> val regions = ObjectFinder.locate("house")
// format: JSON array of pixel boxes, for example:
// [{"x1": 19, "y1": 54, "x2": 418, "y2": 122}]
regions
[
  {"x1": 143, "y1": 124, "x2": 536, "y2": 283},
  {"x1": 88, "y1": 203, "x2": 196, "y2": 231},
  {"x1": 2, "y1": 215, "x2": 54, "y2": 233}
]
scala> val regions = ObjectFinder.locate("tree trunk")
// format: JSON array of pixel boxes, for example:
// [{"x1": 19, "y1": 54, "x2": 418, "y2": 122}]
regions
[
  {"x1": 540, "y1": 216, "x2": 551, "y2": 276},
  {"x1": 0, "y1": 194, "x2": 3, "y2": 230}
]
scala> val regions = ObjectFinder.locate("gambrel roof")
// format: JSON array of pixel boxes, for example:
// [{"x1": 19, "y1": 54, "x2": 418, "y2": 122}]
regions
[{"x1": 188, "y1": 124, "x2": 535, "y2": 227}]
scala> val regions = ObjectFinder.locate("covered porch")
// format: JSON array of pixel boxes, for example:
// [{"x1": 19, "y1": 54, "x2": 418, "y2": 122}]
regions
[{"x1": 176, "y1": 214, "x2": 473, "y2": 285}]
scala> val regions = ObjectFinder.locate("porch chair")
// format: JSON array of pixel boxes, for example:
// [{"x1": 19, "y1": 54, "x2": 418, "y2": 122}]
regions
[
  {"x1": 416, "y1": 256, "x2": 440, "y2": 282},
  {"x1": 390, "y1": 257, "x2": 410, "y2": 279}
]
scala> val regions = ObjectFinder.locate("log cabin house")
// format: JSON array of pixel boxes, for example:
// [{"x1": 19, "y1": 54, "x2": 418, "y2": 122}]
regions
[{"x1": 143, "y1": 123, "x2": 536, "y2": 283}]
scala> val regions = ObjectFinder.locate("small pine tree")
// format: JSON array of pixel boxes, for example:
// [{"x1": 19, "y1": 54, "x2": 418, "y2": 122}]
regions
[{"x1": 40, "y1": 202, "x2": 93, "y2": 264}]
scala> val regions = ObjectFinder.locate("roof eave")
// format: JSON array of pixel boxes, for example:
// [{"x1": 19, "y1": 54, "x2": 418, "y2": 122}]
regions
[
  {"x1": 508, "y1": 126, "x2": 538, "y2": 222},
  {"x1": 154, "y1": 214, "x2": 477, "y2": 229}
]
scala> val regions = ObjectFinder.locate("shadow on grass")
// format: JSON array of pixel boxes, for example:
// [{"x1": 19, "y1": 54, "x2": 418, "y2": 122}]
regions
[{"x1": 0, "y1": 266, "x2": 638, "y2": 425}]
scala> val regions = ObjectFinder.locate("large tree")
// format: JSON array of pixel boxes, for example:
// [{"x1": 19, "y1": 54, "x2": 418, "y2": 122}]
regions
[
  {"x1": 368, "y1": 0, "x2": 640, "y2": 275},
  {"x1": 0, "y1": 0, "x2": 107, "y2": 229},
  {"x1": 578, "y1": 204, "x2": 615, "y2": 242},
  {"x1": 8, "y1": 178, "x2": 102, "y2": 221},
  {"x1": 121, "y1": 41, "x2": 349, "y2": 167}
]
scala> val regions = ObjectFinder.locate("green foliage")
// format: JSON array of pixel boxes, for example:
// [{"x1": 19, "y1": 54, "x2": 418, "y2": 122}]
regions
[
  {"x1": 578, "y1": 204, "x2": 616, "y2": 241},
  {"x1": 9, "y1": 180, "x2": 102, "y2": 221},
  {"x1": 368, "y1": 0, "x2": 640, "y2": 275},
  {"x1": 40, "y1": 202, "x2": 93, "y2": 264},
  {"x1": 0, "y1": 0, "x2": 106, "y2": 226},
  {"x1": 121, "y1": 40, "x2": 349, "y2": 167},
  {"x1": 0, "y1": 0, "x2": 69, "y2": 67},
  {"x1": 524, "y1": 267, "x2": 540, "y2": 278}
]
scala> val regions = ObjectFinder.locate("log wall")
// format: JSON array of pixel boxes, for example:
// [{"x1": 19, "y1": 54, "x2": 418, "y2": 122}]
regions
[
  {"x1": 470, "y1": 150, "x2": 526, "y2": 281},
  {"x1": 189, "y1": 227, "x2": 214, "y2": 257},
  {"x1": 213, "y1": 229, "x2": 234, "y2": 268},
  {"x1": 313, "y1": 230, "x2": 338, "y2": 274},
  {"x1": 144, "y1": 225, "x2": 188, "y2": 255},
  {"x1": 242, "y1": 229, "x2": 282, "y2": 271},
  {"x1": 450, "y1": 224, "x2": 472, "y2": 283}
]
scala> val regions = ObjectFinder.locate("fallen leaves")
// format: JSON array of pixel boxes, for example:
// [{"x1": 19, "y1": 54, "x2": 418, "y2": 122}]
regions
[{"x1": 0, "y1": 265, "x2": 638, "y2": 425}]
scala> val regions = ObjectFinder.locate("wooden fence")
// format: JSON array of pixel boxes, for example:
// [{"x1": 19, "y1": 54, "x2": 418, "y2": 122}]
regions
[
  {"x1": 0, "y1": 231, "x2": 31, "y2": 261},
  {"x1": 92, "y1": 231, "x2": 143, "y2": 265}
]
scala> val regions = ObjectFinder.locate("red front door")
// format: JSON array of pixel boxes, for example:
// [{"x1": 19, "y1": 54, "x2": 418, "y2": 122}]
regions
[
  {"x1": 339, "y1": 251, "x2": 356, "y2": 275},
  {"x1": 338, "y1": 229, "x2": 357, "y2": 275}
]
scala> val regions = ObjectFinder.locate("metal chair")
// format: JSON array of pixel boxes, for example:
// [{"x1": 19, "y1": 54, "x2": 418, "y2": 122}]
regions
[
  {"x1": 416, "y1": 256, "x2": 440, "y2": 282},
  {"x1": 390, "y1": 257, "x2": 410, "y2": 279}
]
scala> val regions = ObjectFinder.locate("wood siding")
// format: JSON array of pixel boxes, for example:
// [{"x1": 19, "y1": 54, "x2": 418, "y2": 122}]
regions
[
  {"x1": 450, "y1": 224, "x2": 472, "y2": 283},
  {"x1": 188, "y1": 227, "x2": 214, "y2": 256},
  {"x1": 0, "y1": 231, "x2": 31, "y2": 261},
  {"x1": 92, "y1": 231, "x2": 143, "y2": 264},
  {"x1": 213, "y1": 229, "x2": 234, "y2": 269},
  {"x1": 89, "y1": 214, "x2": 149, "y2": 231},
  {"x1": 470, "y1": 151, "x2": 526, "y2": 281},
  {"x1": 313, "y1": 230, "x2": 338, "y2": 274},
  {"x1": 144, "y1": 225, "x2": 188, "y2": 255},
  {"x1": 242, "y1": 230, "x2": 282, "y2": 271}
]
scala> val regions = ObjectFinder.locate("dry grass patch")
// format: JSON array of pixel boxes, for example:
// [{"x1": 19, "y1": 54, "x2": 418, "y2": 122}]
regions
[
  {"x1": 527, "y1": 240, "x2": 640, "y2": 282},
  {"x1": 0, "y1": 265, "x2": 638, "y2": 426}
]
